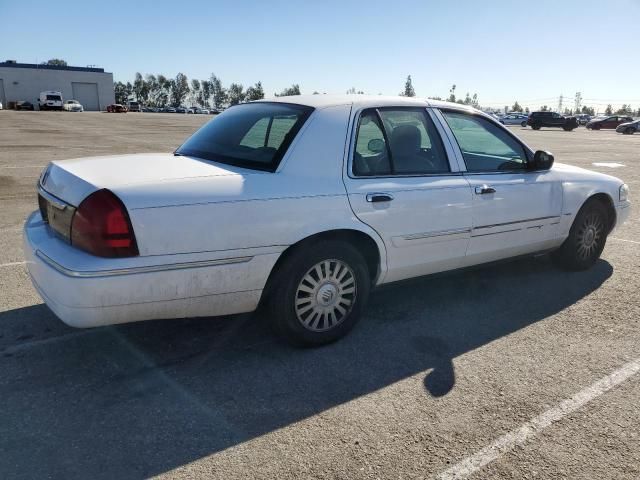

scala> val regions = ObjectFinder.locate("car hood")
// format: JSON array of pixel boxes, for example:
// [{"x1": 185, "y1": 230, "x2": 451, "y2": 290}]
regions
[
  {"x1": 40, "y1": 153, "x2": 263, "y2": 207},
  {"x1": 553, "y1": 162, "x2": 623, "y2": 184}
]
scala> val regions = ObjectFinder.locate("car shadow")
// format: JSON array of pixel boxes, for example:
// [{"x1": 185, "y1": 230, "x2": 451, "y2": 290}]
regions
[{"x1": 0, "y1": 256, "x2": 613, "y2": 479}]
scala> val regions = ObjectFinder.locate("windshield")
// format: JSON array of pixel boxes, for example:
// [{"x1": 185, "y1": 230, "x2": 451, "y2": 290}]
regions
[{"x1": 176, "y1": 102, "x2": 314, "y2": 171}]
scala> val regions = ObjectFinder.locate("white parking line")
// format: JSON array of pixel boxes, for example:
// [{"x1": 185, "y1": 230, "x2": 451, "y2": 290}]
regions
[
  {"x1": 0, "y1": 261, "x2": 26, "y2": 268},
  {"x1": 437, "y1": 357, "x2": 640, "y2": 480},
  {"x1": 611, "y1": 237, "x2": 640, "y2": 245}
]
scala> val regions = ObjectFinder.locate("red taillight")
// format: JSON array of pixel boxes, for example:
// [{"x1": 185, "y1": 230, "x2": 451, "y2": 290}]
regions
[{"x1": 71, "y1": 189, "x2": 139, "y2": 257}]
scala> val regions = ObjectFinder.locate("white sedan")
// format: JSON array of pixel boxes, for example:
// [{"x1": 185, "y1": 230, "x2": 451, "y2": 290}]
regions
[
  {"x1": 62, "y1": 100, "x2": 84, "y2": 112},
  {"x1": 24, "y1": 95, "x2": 631, "y2": 345},
  {"x1": 500, "y1": 113, "x2": 528, "y2": 126}
]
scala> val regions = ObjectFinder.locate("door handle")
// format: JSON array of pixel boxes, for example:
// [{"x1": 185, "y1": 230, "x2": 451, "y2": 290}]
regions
[
  {"x1": 475, "y1": 185, "x2": 496, "y2": 195},
  {"x1": 366, "y1": 192, "x2": 394, "y2": 203}
]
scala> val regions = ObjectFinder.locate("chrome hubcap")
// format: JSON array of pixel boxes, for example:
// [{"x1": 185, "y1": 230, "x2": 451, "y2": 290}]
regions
[
  {"x1": 577, "y1": 212, "x2": 603, "y2": 260},
  {"x1": 294, "y1": 259, "x2": 357, "y2": 332}
]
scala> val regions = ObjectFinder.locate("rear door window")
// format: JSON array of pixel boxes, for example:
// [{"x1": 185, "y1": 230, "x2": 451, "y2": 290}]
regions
[{"x1": 353, "y1": 108, "x2": 450, "y2": 176}]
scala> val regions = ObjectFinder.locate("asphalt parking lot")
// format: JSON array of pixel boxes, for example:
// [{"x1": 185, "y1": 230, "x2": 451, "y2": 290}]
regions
[{"x1": 1, "y1": 111, "x2": 639, "y2": 479}]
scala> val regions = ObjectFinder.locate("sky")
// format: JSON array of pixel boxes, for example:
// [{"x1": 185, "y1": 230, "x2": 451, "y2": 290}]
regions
[{"x1": 2, "y1": 0, "x2": 639, "y2": 111}]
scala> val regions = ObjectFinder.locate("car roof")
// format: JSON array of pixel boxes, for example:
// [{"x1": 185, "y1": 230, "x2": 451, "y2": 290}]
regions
[{"x1": 255, "y1": 94, "x2": 478, "y2": 113}]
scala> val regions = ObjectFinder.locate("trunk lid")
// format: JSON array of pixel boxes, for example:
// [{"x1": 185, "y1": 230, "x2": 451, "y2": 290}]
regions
[{"x1": 39, "y1": 153, "x2": 253, "y2": 207}]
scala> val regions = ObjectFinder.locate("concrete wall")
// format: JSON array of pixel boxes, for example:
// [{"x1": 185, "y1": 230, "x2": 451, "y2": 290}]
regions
[{"x1": 0, "y1": 66, "x2": 115, "y2": 110}]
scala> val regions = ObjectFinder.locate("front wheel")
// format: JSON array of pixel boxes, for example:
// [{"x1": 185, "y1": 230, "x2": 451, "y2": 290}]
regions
[
  {"x1": 267, "y1": 240, "x2": 371, "y2": 346},
  {"x1": 521, "y1": 121, "x2": 527, "y2": 127},
  {"x1": 624, "y1": 127, "x2": 635, "y2": 135},
  {"x1": 552, "y1": 200, "x2": 609, "y2": 271},
  {"x1": 532, "y1": 123, "x2": 541, "y2": 130}
]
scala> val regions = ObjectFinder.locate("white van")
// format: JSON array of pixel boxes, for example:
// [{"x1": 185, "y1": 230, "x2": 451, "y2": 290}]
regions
[{"x1": 38, "y1": 91, "x2": 63, "y2": 111}]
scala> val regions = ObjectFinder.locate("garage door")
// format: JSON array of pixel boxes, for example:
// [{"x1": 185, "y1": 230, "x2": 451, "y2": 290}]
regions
[
  {"x1": 0, "y1": 79, "x2": 6, "y2": 108},
  {"x1": 71, "y1": 82, "x2": 99, "y2": 111}
]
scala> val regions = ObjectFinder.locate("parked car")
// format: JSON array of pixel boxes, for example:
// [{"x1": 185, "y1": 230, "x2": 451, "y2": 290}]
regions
[
  {"x1": 127, "y1": 101, "x2": 142, "y2": 112},
  {"x1": 0, "y1": 101, "x2": 3, "y2": 110},
  {"x1": 500, "y1": 113, "x2": 528, "y2": 126},
  {"x1": 15, "y1": 101, "x2": 35, "y2": 111},
  {"x1": 176, "y1": 106, "x2": 187, "y2": 114},
  {"x1": 586, "y1": 115, "x2": 634, "y2": 130},
  {"x1": 106, "y1": 104, "x2": 128, "y2": 113},
  {"x1": 574, "y1": 114, "x2": 591, "y2": 125},
  {"x1": 63, "y1": 100, "x2": 84, "y2": 112},
  {"x1": 527, "y1": 111, "x2": 578, "y2": 130},
  {"x1": 25, "y1": 96, "x2": 631, "y2": 346},
  {"x1": 616, "y1": 119, "x2": 640, "y2": 134},
  {"x1": 200, "y1": 108, "x2": 210, "y2": 114},
  {"x1": 164, "y1": 106, "x2": 176, "y2": 113},
  {"x1": 38, "y1": 91, "x2": 63, "y2": 111},
  {"x1": 141, "y1": 107, "x2": 154, "y2": 112}
]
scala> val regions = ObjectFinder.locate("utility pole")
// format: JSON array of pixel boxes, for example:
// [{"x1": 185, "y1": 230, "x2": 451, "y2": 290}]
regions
[
  {"x1": 574, "y1": 92, "x2": 582, "y2": 114},
  {"x1": 557, "y1": 94, "x2": 563, "y2": 114}
]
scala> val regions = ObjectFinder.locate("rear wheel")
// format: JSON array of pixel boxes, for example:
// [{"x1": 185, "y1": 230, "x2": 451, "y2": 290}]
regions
[
  {"x1": 521, "y1": 121, "x2": 527, "y2": 127},
  {"x1": 552, "y1": 200, "x2": 609, "y2": 271},
  {"x1": 267, "y1": 240, "x2": 371, "y2": 346},
  {"x1": 532, "y1": 123, "x2": 541, "y2": 130},
  {"x1": 563, "y1": 125, "x2": 575, "y2": 131}
]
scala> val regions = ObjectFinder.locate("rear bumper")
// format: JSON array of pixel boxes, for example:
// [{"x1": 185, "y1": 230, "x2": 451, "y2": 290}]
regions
[{"x1": 23, "y1": 211, "x2": 280, "y2": 328}]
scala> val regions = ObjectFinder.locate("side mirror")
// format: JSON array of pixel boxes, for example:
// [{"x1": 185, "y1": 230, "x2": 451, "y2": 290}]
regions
[
  {"x1": 368, "y1": 138, "x2": 385, "y2": 154},
  {"x1": 532, "y1": 150, "x2": 554, "y2": 170}
]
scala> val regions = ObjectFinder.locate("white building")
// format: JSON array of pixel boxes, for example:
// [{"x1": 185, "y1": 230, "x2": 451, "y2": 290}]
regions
[{"x1": 0, "y1": 61, "x2": 115, "y2": 111}]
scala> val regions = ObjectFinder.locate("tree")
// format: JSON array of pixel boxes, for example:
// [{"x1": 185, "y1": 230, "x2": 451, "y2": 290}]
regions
[
  {"x1": 190, "y1": 79, "x2": 201, "y2": 106},
  {"x1": 401, "y1": 75, "x2": 415, "y2": 97},
  {"x1": 615, "y1": 104, "x2": 632, "y2": 115},
  {"x1": 276, "y1": 84, "x2": 301, "y2": 96},
  {"x1": 171, "y1": 73, "x2": 189, "y2": 107},
  {"x1": 245, "y1": 81, "x2": 265, "y2": 101},
  {"x1": 471, "y1": 93, "x2": 479, "y2": 108},
  {"x1": 42, "y1": 58, "x2": 67, "y2": 66},
  {"x1": 447, "y1": 84, "x2": 456, "y2": 103},
  {"x1": 114, "y1": 81, "x2": 128, "y2": 104},
  {"x1": 210, "y1": 74, "x2": 227, "y2": 110},
  {"x1": 604, "y1": 104, "x2": 613, "y2": 115},
  {"x1": 133, "y1": 72, "x2": 149, "y2": 104},
  {"x1": 540, "y1": 105, "x2": 549, "y2": 112},
  {"x1": 200, "y1": 80, "x2": 212, "y2": 107},
  {"x1": 581, "y1": 105, "x2": 595, "y2": 116},
  {"x1": 227, "y1": 83, "x2": 245, "y2": 105},
  {"x1": 525, "y1": 107, "x2": 530, "y2": 114},
  {"x1": 511, "y1": 101, "x2": 523, "y2": 112}
]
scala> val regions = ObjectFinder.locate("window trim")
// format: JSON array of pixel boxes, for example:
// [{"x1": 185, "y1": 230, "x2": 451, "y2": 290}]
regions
[
  {"x1": 438, "y1": 108, "x2": 536, "y2": 175},
  {"x1": 349, "y1": 106, "x2": 457, "y2": 179}
]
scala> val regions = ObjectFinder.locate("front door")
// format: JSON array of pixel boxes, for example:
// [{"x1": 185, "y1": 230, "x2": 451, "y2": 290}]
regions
[
  {"x1": 438, "y1": 110, "x2": 563, "y2": 265},
  {"x1": 343, "y1": 107, "x2": 472, "y2": 283}
]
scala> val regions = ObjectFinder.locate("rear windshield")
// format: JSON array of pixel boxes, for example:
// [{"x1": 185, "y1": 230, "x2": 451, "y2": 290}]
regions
[
  {"x1": 46, "y1": 95, "x2": 62, "y2": 101},
  {"x1": 176, "y1": 102, "x2": 314, "y2": 171}
]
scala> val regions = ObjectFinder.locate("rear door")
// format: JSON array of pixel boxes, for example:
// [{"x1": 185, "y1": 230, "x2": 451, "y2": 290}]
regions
[
  {"x1": 437, "y1": 109, "x2": 562, "y2": 264},
  {"x1": 343, "y1": 107, "x2": 472, "y2": 283}
]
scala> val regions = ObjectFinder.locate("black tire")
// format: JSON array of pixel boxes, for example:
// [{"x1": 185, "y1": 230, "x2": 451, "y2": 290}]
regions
[
  {"x1": 593, "y1": 124, "x2": 601, "y2": 130},
  {"x1": 521, "y1": 121, "x2": 527, "y2": 127},
  {"x1": 552, "y1": 199, "x2": 609, "y2": 271},
  {"x1": 532, "y1": 123, "x2": 541, "y2": 130},
  {"x1": 266, "y1": 240, "x2": 371, "y2": 346},
  {"x1": 624, "y1": 127, "x2": 635, "y2": 135}
]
